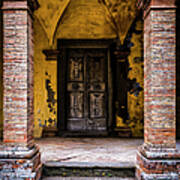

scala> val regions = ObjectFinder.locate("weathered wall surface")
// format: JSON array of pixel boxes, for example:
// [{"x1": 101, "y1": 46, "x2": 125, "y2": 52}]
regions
[
  {"x1": 114, "y1": 16, "x2": 144, "y2": 137},
  {"x1": 127, "y1": 18, "x2": 144, "y2": 137},
  {"x1": 33, "y1": 0, "x2": 144, "y2": 138},
  {"x1": 0, "y1": 0, "x2": 144, "y2": 138},
  {"x1": 33, "y1": 16, "x2": 57, "y2": 138}
]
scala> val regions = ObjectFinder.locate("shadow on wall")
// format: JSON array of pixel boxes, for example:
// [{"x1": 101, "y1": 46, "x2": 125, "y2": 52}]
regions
[
  {"x1": 0, "y1": 2, "x2": 3, "y2": 139},
  {"x1": 176, "y1": 2, "x2": 180, "y2": 138}
]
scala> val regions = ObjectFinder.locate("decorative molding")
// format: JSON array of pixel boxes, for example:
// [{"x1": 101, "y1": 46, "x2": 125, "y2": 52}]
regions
[{"x1": 42, "y1": 49, "x2": 60, "y2": 61}]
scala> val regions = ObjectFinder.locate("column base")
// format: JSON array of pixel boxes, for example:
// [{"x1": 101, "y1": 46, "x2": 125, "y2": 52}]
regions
[
  {"x1": 136, "y1": 145, "x2": 180, "y2": 180},
  {"x1": 0, "y1": 144, "x2": 42, "y2": 180}
]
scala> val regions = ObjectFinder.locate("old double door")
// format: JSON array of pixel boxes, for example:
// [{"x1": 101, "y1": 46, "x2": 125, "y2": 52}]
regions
[{"x1": 66, "y1": 48, "x2": 108, "y2": 133}]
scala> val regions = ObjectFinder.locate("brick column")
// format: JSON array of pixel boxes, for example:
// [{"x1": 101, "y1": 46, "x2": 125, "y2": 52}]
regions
[
  {"x1": 0, "y1": 0, "x2": 42, "y2": 179},
  {"x1": 136, "y1": 0, "x2": 180, "y2": 179}
]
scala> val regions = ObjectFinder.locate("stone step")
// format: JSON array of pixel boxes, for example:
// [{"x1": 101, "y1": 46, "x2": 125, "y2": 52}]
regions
[
  {"x1": 42, "y1": 162, "x2": 135, "y2": 179},
  {"x1": 43, "y1": 177, "x2": 135, "y2": 180}
]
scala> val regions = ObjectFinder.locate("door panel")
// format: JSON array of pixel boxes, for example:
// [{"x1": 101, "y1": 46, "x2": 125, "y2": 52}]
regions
[
  {"x1": 87, "y1": 56, "x2": 105, "y2": 82},
  {"x1": 69, "y1": 57, "x2": 83, "y2": 81},
  {"x1": 67, "y1": 48, "x2": 108, "y2": 132},
  {"x1": 68, "y1": 92, "x2": 84, "y2": 118}
]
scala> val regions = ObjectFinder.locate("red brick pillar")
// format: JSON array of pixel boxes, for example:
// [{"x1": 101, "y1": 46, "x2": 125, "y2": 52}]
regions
[
  {"x1": 0, "y1": 0, "x2": 42, "y2": 179},
  {"x1": 136, "y1": 0, "x2": 180, "y2": 179}
]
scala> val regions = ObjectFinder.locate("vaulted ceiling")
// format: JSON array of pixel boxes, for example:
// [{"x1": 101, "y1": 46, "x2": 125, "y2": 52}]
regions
[{"x1": 34, "y1": 0, "x2": 138, "y2": 46}]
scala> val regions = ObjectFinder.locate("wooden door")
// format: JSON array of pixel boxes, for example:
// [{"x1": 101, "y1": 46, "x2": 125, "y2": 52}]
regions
[{"x1": 66, "y1": 48, "x2": 108, "y2": 132}]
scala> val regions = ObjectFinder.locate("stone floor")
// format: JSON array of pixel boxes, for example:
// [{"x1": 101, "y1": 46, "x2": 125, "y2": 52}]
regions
[{"x1": 36, "y1": 138, "x2": 143, "y2": 164}]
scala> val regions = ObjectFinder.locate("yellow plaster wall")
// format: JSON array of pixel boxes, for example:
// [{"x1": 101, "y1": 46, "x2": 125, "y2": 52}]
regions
[
  {"x1": 127, "y1": 19, "x2": 144, "y2": 137},
  {"x1": 55, "y1": 0, "x2": 116, "y2": 40},
  {"x1": 33, "y1": 16, "x2": 57, "y2": 138}
]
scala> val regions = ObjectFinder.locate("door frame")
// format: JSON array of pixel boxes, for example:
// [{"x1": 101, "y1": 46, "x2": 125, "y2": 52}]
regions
[{"x1": 57, "y1": 39, "x2": 115, "y2": 135}]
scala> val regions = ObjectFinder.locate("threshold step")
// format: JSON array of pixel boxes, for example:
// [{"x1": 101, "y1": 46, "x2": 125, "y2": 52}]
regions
[
  {"x1": 43, "y1": 177, "x2": 135, "y2": 180},
  {"x1": 42, "y1": 162, "x2": 135, "y2": 179}
]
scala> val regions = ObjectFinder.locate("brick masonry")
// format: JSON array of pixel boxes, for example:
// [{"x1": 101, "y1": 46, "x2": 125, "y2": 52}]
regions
[
  {"x1": 3, "y1": 8, "x2": 32, "y2": 145},
  {"x1": 136, "y1": 0, "x2": 180, "y2": 179},
  {"x1": 144, "y1": 9, "x2": 176, "y2": 149},
  {"x1": 0, "y1": 0, "x2": 41, "y2": 179},
  {"x1": 176, "y1": 2, "x2": 180, "y2": 138}
]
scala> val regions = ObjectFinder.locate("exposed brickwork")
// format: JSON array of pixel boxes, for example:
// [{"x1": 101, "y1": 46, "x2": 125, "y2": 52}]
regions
[
  {"x1": 3, "y1": 9, "x2": 30, "y2": 145},
  {"x1": 136, "y1": 0, "x2": 180, "y2": 179},
  {"x1": 144, "y1": 9, "x2": 176, "y2": 148},
  {"x1": 176, "y1": 4, "x2": 180, "y2": 138},
  {"x1": 0, "y1": 145, "x2": 42, "y2": 179},
  {"x1": 2, "y1": 0, "x2": 37, "y2": 146},
  {"x1": 0, "y1": 0, "x2": 41, "y2": 179}
]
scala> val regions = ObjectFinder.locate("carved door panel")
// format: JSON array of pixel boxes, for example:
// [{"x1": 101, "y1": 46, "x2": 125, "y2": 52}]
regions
[{"x1": 67, "y1": 49, "x2": 107, "y2": 132}]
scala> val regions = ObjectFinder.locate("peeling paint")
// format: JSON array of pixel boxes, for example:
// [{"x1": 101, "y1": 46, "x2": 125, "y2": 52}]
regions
[
  {"x1": 114, "y1": 16, "x2": 143, "y2": 137},
  {"x1": 127, "y1": 17, "x2": 144, "y2": 137},
  {"x1": 45, "y1": 72, "x2": 57, "y2": 115},
  {"x1": 128, "y1": 79, "x2": 143, "y2": 97},
  {"x1": 33, "y1": 14, "x2": 57, "y2": 137}
]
